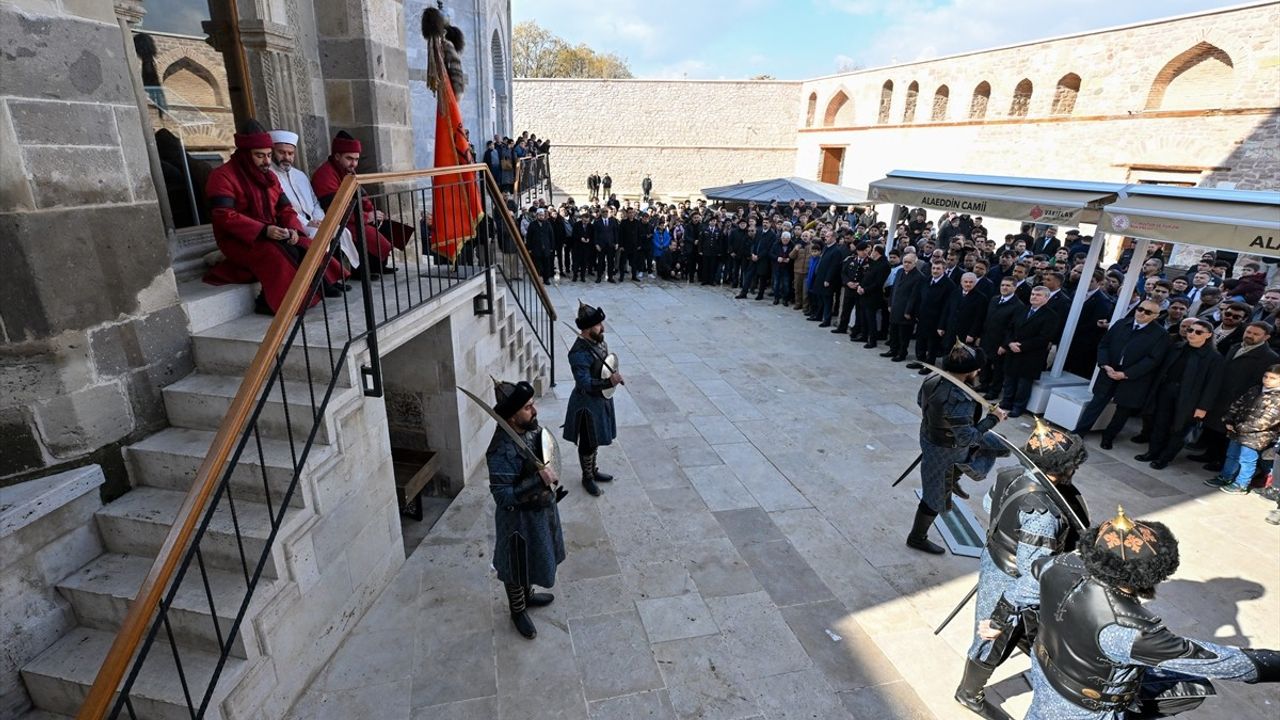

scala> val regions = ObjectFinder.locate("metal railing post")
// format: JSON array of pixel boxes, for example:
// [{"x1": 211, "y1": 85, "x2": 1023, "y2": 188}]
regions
[{"x1": 357, "y1": 185, "x2": 384, "y2": 397}]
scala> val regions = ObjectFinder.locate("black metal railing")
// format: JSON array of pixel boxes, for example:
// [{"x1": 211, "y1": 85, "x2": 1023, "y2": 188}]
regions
[{"x1": 86, "y1": 165, "x2": 555, "y2": 720}]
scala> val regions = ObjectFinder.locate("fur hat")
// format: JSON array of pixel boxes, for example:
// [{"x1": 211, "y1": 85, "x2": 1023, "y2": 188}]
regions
[
  {"x1": 942, "y1": 339, "x2": 985, "y2": 375},
  {"x1": 1080, "y1": 506, "x2": 1179, "y2": 594},
  {"x1": 421, "y1": 6, "x2": 447, "y2": 38},
  {"x1": 1024, "y1": 417, "x2": 1088, "y2": 481},
  {"x1": 493, "y1": 378, "x2": 535, "y2": 419},
  {"x1": 576, "y1": 301, "x2": 606, "y2": 330},
  {"x1": 331, "y1": 130, "x2": 361, "y2": 155}
]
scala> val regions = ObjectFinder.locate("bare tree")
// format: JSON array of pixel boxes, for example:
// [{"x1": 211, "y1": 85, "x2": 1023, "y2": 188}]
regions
[{"x1": 513, "y1": 21, "x2": 633, "y2": 79}]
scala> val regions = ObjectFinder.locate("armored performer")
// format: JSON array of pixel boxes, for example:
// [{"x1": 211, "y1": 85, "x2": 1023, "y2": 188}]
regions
[
  {"x1": 486, "y1": 379, "x2": 565, "y2": 640},
  {"x1": 956, "y1": 420, "x2": 1090, "y2": 720},
  {"x1": 987, "y1": 507, "x2": 1279, "y2": 719},
  {"x1": 911, "y1": 342, "x2": 1009, "y2": 554},
  {"x1": 564, "y1": 301, "x2": 623, "y2": 496}
]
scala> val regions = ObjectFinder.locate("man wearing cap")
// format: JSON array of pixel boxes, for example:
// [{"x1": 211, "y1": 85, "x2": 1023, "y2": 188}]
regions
[
  {"x1": 204, "y1": 119, "x2": 345, "y2": 315},
  {"x1": 987, "y1": 508, "x2": 1279, "y2": 719},
  {"x1": 564, "y1": 302, "x2": 622, "y2": 496},
  {"x1": 269, "y1": 129, "x2": 362, "y2": 270},
  {"x1": 487, "y1": 379, "x2": 565, "y2": 640},
  {"x1": 310, "y1": 130, "x2": 395, "y2": 275},
  {"x1": 956, "y1": 422, "x2": 1090, "y2": 719},
  {"x1": 911, "y1": 342, "x2": 1009, "y2": 554}
]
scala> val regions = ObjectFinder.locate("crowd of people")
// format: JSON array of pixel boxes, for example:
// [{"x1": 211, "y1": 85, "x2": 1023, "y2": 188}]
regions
[
  {"x1": 481, "y1": 131, "x2": 550, "y2": 194},
  {"x1": 518, "y1": 195, "x2": 1280, "y2": 524}
]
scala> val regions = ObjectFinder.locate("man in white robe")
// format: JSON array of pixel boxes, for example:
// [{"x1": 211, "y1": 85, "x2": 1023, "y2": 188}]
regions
[{"x1": 269, "y1": 129, "x2": 360, "y2": 268}]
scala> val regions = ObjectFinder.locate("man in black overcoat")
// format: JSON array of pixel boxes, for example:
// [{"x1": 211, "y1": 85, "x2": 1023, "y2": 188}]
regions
[
  {"x1": 999, "y1": 286, "x2": 1058, "y2": 417},
  {"x1": 1071, "y1": 298, "x2": 1171, "y2": 448}
]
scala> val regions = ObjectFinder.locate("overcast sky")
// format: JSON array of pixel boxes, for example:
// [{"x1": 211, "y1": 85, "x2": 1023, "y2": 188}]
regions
[{"x1": 512, "y1": 0, "x2": 1249, "y2": 79}]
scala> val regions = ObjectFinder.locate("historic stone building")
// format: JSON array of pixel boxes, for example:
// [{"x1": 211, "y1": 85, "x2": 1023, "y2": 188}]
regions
[{"x1": 516, "y1": 2, "x2": 1279, "y2": 204}]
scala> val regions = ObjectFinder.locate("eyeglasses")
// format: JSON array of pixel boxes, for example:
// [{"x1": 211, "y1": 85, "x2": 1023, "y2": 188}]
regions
[
  {"x1": 1135, "y1": 307, "x2": 1159, "y2": 315},
  {"x1": 1187, "y1": 328, "x2": 1211, "y2": 335}
]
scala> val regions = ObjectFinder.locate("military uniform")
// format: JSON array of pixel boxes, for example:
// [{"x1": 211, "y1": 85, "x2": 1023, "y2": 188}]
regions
[
  {"x1": 564, "y1": 302, "x2": 618, "y2": 496},
  {"x1": 1017, "y1": 510, "x2": 1278, "y2": 719},
  {"x1": 485, "y1": 379, "x2": 565, "y2": 640}
]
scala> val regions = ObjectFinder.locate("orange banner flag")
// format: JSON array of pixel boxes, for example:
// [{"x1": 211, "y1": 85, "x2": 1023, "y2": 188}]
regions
[{"x1": 431, "y1": 46, "x2": 483, "y2": 263}]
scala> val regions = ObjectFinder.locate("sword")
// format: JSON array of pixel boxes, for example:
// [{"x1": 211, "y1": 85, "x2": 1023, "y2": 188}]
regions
[
  {"x1": 560, "y1": 320, "x2": 620, "y2": 375},
  {"x1": 890, "y1": 453, "x2": 923, "y2": 488},
  {"x1": 934, "y1": 582, "x2": 977, "y2": 635},
  {"x1": 988, "y1": 430, "x2": 1088, "y2": 534},
  {"x1": 920, "y1": 362, "x2": 1002, "y2": 414},
  {"x1": 457, "y1": 386, "x2": 546, "y2": 470}
]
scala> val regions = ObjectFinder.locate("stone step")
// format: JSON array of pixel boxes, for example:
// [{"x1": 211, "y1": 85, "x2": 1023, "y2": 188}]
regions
[
  {"x1": 21, "y1": 626, "x2": 247, "y2": 720},
  {"x1": 179, "y1": 280, "x2": 258, "y2": 335},
  {"x1": 125, "y1": 427, "x2": 332, "y2": 510},
  {"x1": 163, "y1": 373, "x2": 349, "y2": 445},
  {"x1": 192, "y1": 316, "x2": 355, "y2": 389},
  {"x1": 95, "y1": 487, "x2": 303, "y2": 580},
  {"x1": 19, "y1": 710, "x2": 71, "y2": 719},
  {"x1": 57, "y1": 553, "x2": 278, "y2": 660}
]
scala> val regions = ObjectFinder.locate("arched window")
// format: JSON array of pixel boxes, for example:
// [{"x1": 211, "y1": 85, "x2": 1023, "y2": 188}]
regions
[
  {"x1": 1052, "y1": 73, "x2": 1081, "y2": 115},
  {"x1": 805, "y1": 92, "x2": 818, "y2": 127},
  {"x1": 162, "y1": 57, "x2": 223, "y2": 107},
  {"x1": 969, "y1": 81, "x2": 990, "y2": 119},
  {"x1": 823, "y1": 90, "x2": 854, "y2": 126},
  {"x1": 1145, "y1": 42, "x2": 1234, "y2": 111},
  {"x1": 491, "y1": 30, "x2": 509, "y2": 137},
  {"x1": 902, "y1": 81, "x2": 918, "y2": 123},
  {"x1": 1009, "y1": 78, "x2": 1033, "y2": 118},
  {"x1": 878, "y1": 80, "x2": 893, "y2": 124},
  {"x1": 931, "y1": 85, "x2": 949, "y2": 122}
]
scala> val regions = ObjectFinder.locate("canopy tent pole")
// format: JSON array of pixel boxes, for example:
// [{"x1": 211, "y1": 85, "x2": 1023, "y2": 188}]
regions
[
  {"x1": 1049, "y1": 230, "x2": 1107, "y2": 378},
  {"x1": 1108, "y1": 237, "x2": 1151, "y2": 325},
  {"x1": 883, "y1": 204, "x2": 902, "y2": 242}
]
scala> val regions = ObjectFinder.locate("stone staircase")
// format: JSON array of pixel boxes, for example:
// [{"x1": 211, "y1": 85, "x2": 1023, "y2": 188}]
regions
[{"x1": 17, "y1": 274, "x2": 549, "y2": 720}]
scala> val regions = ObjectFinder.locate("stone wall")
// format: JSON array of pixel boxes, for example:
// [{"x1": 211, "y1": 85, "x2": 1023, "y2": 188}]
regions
[
  {"x1": 0, "y1": 466, "x2": 105, "y2": 717},
  {"x1": 513, "y1": 79, "x2": 802, "y2": 199},
  {"x1": 0, "y1": 1, "x2": 190, "y2": 493},
  {"x1": 795, "y1": 3, "x2": 1280, "y2": 194}
]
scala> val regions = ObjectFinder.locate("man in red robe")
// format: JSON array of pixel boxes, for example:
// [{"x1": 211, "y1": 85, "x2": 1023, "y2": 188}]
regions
[
  {"x1": 311, "y1": 130, "x2": 396, "y2": 275},
  {"x1": 204, "y1": 121, "x2": 345, "y2": 315}
]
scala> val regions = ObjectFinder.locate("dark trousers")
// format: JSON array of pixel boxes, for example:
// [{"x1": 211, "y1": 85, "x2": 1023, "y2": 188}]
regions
[
  {"x1": 700, "y1": 256, "x2": 718, "y2": 285},
  {"x1": 856, "y1": 297, "x2": 880, "y2": 340},
  {"x1": 595, "y1": 247, "x2": 616, "y2": 280},
  {"x1": 889, "y1": 321, "x2": 914, "y2": 357},
  {"x1": 1001, "y1": 375, "x2": 1036, "y2": 412},
  {"x1": 980, "y1": 355, "x2": 1006, "y2": 393},
  {"x1": 741, "y1": 263, "x2": 768, "y2": 297},
  {"x1": 836, "y1": 287, "x2": 857, "y2": 331},
  {"x1": 1149, "y1": 384, "x2": 1193, "y2": 463},
  {"x1": 617, "y1": 247, "x2": 634, "y2": 278},
  {"x1": 533, "y1": 253, "x2": 553, "y2": 284},
  {"x1": 772, "y1": 267, "x2": 793, "y2": 301},
  {"x1": 814, "y1": 291, "x2": 834, "y2": 323},
  {"x1": 1198, "y1": 427, "x2": 1229, "y2": 462},
  {"x1": 915, "y1": 325, "x2": 945, "y2": 363}
]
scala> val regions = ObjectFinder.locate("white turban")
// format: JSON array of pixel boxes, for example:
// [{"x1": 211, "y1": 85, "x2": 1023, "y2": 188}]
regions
[{"x1": 269, "y1": 130, "x2": 299, "y2": 146}]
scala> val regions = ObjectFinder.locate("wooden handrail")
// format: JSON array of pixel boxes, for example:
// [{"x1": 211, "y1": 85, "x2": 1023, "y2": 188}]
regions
[{"x1": 77, "y1": 163, "x2": 554, "y2": 719}]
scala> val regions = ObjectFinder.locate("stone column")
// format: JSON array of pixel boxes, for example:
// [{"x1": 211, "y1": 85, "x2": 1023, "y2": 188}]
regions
[{"x1": 0, "y1": 0, "x2": 191, "y2": 494}]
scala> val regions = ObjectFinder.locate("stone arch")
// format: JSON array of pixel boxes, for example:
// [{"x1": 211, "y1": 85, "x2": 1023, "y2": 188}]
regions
[
  {"x1": 1145, "y1": 42, "x2": 1234, "y2": 111},
  {"x1": 823, "y1": 89, "x2": 854, "y2": 126},
  {"x1": 877, "y1": 80, "x2": 893, "y2": 124},
  {"x1": 805, "y1": 92, "x2": 818, "y2": 127},
  {"x1": 1052, "y1": 73, "x2": 1081, "y2": 115},
  {"x1": 1009, "y1": 78, "x2": 1032, "y2": 118},
  {"x1": 969, "y1": 81, "x2": 991, "y2": 119},
  {"x1": 491, "y1": 29, "x2": 509, "y2": 136},
  {"x1": 162, "y1": 57, "x2": 223, "y2": 107},
  {"x1": 931, "y1": 84, "x2": 949, "y2": 121},
  {"x1": 902, "y1": 81, "x2": 918, "y2": 123}
]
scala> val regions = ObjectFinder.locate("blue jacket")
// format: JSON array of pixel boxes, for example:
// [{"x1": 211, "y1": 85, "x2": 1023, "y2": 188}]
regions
[{"x1": 652, "y1": 228, "x2": 672, "y2": 257}]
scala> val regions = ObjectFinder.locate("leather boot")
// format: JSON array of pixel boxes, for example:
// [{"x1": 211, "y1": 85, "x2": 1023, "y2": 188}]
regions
[
  {"x1": 581, "y1": 453, "x2": 602, "y2": 496},
  {"x1": 954, "y1": 658, "x2": 1011, "y2": 719},
  {"x1": 505, "y1": 583, "x2": 537, "y2": 639},
  {"x1": 906, "y1": 502, "x2": 946, "y2": 554},
  {"x1": 594, "y1": 452, "x2": 614, "y2": 483},
  {"x1": 525, "y1": 586, "x2": 555, "y2": 607}
]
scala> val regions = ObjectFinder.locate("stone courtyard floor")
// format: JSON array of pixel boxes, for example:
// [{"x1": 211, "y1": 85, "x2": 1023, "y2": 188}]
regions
[{"x1": 286, "y1": 278, "x2": 1280, "y2": 720}]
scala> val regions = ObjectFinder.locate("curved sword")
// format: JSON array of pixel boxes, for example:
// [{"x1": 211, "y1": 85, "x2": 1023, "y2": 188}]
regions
[
  {"x1": 457, "y1": 386, "x2": 546, "y2": 470},
  {"x1": 987, "y1": 430, "x2": 1088, "y2": 534},
  {"x1": 920, "y1": 361, "x2": 1002, "y2": 414},
  {"x1": 561, "y1": 320, "x2": 620, "y2": 375}
]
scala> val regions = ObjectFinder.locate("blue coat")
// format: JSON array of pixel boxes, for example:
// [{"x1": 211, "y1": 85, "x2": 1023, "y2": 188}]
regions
[
  {"x1": 562, "y1": 337, "x2": 617, "y2": 447},
  {"x1": 486, "y1": 427, "x2": 565, "y2": 588}
]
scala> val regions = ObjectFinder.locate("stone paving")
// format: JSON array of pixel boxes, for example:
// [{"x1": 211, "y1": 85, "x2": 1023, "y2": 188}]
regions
[{"x1": 286, "y1": 279, "x2": 1280, "y2": 720}]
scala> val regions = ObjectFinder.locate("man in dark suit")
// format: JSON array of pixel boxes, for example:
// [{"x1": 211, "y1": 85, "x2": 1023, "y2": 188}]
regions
[
  {"x1": 946, "y1": 272, "x2": 987, "y2": 348},
  {"x1": 908, "y1": 259, "x2": 958, "y2": 375},
  {"x1": 1191, "y1": 321, "x2": 1278, "y2": 471},
  {"x1": 1030, "y1": 226, "x2": 1060, "y2": 256},
  {"x1": 1138, "y1": 318, "x2": 1225, "y2": 469},
  {"x1": 856, "y1": 244, "x2": 891, "y2": 348},
  {"x1": 592, "y1": 207, "x2": 619, "y2": 282},
  {"x1": 1063, "y1": 269, "x2": 1116, "y2": 378},
  {"x1": 885, "y1": 253, "x2": 926, "y2": 362},
  {"x1": 971, "y1": 259, "x2": 996, "y2": 298},
  {"x1": 999, "y1": 286, "x2": 1058, "y2": 416},
  {"x1": 832, "y1": 242, "x2": 868, "y2": 334},
  {"x1": 1042, "y1": 271, "x2": 1072, "y2": 332},
  {"x1": 1071, "y1": 298, "x2": 1172, "y2": 447},
  {"x1": 809, "y1": 230, "x2": 843, "y2": 327},
  {"x1": 978, "y1": 276, "x2": 1025, "y2": 399}
]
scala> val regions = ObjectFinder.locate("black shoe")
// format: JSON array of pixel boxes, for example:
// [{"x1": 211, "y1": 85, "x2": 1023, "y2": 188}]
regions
[
  {"x1": 891, "y1": 355, "x2": 907, "y2": 362},
  {"x1": 595, "y1": 469, "x2": 614, "y2": 483},
  {"x1": 1204, "y1": 476, "x2": 1231, "y2": 488},
  {"x1": 817, "y1": 322, "x2": 831, "y2": 328},
  {"x1": 773, "y1": 299, "x2": 780, "y2": 305},
  {"x1": 955, "y1": 659, "x2": 1010, "y2": 720},
  {"x1": 755, "y1": 294, "x2": 765, "y2": 300},
  {"x1": 917, "y1": 368, "x2": 932, "y2": 375},
  {"x1": 554, "y1": 486, "x2": 569, "y2": 503},
  {"x1": 1132, "y1": 434, "x2": 1150, "y2": 444},
  {"x1": 735, "y1": 293, "x2": 748, "y2": 299},
  {"x1": 863, "y1": 342, "x2": 877, "y2": 349},
  {"x1": 851, "y1": 335, "x2": 867, "y2": 342},
  {"x1": 1134, "y1": 453, "x2": 1155, "y2": 462},
  {"x1": 582, "y1": 476, "x2": 602, "y2": 496},
  {"x1": 1149, "y1": 460, "x2": 1169, "y2": 470},
  {"x1": 608, "y1": 277, "x2": 618, "y2": 284},
  {"x1": 905, "y1": 361, "x2": 923, "y2": 369},
  {"x1": 907, "y1": 505, "x2": 946, "y2": 555},
  {"x1": 831, "y1": 327, "x2": 845, "y2": 334},
  {"x1": 880, "y1": 350, "x2": 896, "y2": 357},
  {"x1": 525, "y1": 587, "x2": 555, "y2": 607},
  {"x1": 1100, "y1": 439, "x2": 1114, "y2": 450}
]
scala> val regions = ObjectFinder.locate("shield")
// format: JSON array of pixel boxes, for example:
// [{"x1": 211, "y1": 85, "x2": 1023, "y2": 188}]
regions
[
  {"x1": 539, "y1": 426, "x2": 561, "y2": 477},
  {"x1": 600, "y1": 352, "x2": 619, "y2": 399}
]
